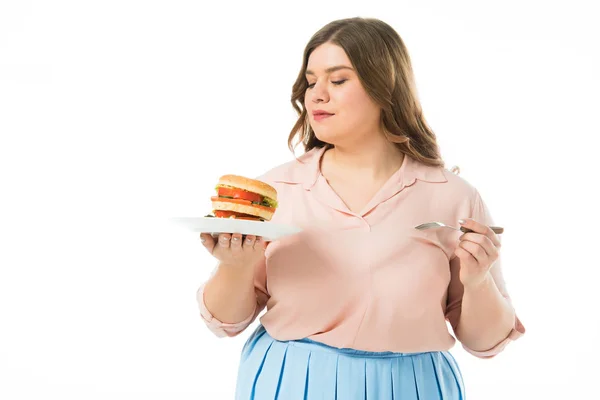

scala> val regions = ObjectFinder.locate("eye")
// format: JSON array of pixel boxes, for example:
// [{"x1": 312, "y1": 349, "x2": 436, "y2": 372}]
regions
[{"x1": 306, "y1": 79, "x2": 347, "y2": 89}]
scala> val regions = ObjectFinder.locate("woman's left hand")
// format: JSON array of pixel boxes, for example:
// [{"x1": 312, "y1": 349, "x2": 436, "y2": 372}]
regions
[{"x1": 454, "y1": 218, "x2": 502, "y2": 288}]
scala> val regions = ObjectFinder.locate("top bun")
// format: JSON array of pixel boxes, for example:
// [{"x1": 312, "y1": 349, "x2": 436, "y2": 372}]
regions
[{"x1": 217, "y1": 174, "x2": 277, "y2": 200}]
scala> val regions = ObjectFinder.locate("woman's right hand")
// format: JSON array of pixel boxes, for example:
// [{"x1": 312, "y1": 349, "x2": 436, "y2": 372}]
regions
[{"x1": 199, "y1": 233, "x2": 267, "y2": 268}]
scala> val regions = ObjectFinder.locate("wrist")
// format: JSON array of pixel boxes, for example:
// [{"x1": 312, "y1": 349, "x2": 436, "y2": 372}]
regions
[
  {"x1": 462, "y1": 272, "x2": 493, "y2": 292},
  {"x1": 218, "y1": 260, "x2": 256, "y2": 274},
  {"x1": 219, "y1": 261, "x2": 245, "y2": 269}
]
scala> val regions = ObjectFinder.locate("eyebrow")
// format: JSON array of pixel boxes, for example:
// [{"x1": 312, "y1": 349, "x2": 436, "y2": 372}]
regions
[{"x1": 305, "y1": 65, "x2": 354, "y2": 76}]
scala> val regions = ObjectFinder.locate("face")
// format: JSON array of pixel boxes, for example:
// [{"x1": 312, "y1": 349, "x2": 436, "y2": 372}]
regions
[{"x1": 304, "y1": 42, "x2": 382, "y2": 147}]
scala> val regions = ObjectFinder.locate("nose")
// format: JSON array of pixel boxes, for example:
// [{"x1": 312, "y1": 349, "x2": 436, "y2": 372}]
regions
[{"x1": 310, "y1": 80, "x2": 329, "y2": 104}]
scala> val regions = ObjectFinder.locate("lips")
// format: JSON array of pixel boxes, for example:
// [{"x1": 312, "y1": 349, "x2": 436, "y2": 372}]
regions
[
  {"x1": 312, "y1": 111, "x2": 334, "y2": 120},
  {"x1": 313, "y1": 113, "x2": 333, "y2": 122}
]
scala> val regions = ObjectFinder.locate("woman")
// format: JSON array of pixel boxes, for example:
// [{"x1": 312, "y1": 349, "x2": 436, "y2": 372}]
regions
[{"x1": 198, "y1": 17, "x2": 525, "y2": 399}]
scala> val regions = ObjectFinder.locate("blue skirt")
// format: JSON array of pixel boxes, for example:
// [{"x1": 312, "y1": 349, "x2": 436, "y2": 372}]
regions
[{"x1": 235, "y1": 325, "x2": 465, "y2": 399}]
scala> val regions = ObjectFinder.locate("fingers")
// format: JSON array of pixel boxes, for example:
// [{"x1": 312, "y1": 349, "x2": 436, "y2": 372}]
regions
[
  {"x1": 459, "y1": 218, "x2": 501, "y2": 247},
  {"x1": 459, "y1": 233, "x2": 499, "y2": 259},
  {"x1": 200, "y1": 233, "x2": 215, "y2": 253},
  {"x1": 454, "y1": 246, "x2": 477, "y2": 264},
  {"x1": 459, "y1": 232, "x2": 492, "y2": 250},
  {"x1": 246, "y1": 235, "x2": 267, "y2": 251},
  {"x1": 230, "y1": 233, "x2": 244, "y2": 253},
  {"x1": 228, "y1": 234, "x2": 262, "y2": 251},
  {"x1": 458, "y1": 218, "x2": 487, "y2": 234},
  {"x1": 217, "y1": 233, "x2": 231, "y2": 249},
  {"x1": 205, "y1": 233, "x2": 261, "y2": 249},
  {"x1": 256, "y1": 237, "x2": 270, "y2": 251},
  {"x1": 458, "y1": 239, "x2": 499, "y2": 265},
  {"x1": 458, "y1": 240, "x2": 487, "y2": 262},
  {"x1": 201, "y1": 232, "x2": 266, "y2": 257},
  {"x1": 260, "y1": 238, "x2": 270, "y2": 250},
  {"x1": 244, "y1": 235, "x2": 257, "y2": 250}
]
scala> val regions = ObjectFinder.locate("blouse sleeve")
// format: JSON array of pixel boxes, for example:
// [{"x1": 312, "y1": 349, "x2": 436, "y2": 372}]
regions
[
  {"x1": 445, "y1": 189, "x2": 526, "y2": 358},
  {"x1": 197, "y1": 256, "x2": 270, "y2": 338}
]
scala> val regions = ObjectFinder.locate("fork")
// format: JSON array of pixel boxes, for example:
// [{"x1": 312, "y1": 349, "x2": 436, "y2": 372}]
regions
[{"x1": 415, "y1": 221, "x2": 504, "y2": 234}]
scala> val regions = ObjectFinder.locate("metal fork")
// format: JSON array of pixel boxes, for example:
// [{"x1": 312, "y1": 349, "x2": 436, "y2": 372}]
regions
[{"x1": 415, "y1": 221, "x2": 504, "y2": 234}]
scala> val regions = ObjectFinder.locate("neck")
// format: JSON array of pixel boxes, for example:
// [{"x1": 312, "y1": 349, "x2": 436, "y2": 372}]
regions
[{"x1": 324, "y1": 138, "x2": 405, "y2": 181}]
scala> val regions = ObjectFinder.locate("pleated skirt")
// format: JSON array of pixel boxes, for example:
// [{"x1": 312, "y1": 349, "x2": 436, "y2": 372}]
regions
[{"x1": 235, "y1": 325, "x2": 465, "y2": 399}]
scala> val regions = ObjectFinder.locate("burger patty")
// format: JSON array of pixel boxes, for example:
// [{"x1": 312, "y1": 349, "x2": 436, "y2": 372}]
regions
[{"x1": 211, "y1": 197, "x2": 275, "y2": 221}]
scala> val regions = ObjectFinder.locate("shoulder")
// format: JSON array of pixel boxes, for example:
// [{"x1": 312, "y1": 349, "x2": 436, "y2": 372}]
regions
[
  {"x1": 440, "y1": 167, "x2": 478, "y2": 196},
  {"x1": 420, "y1": 162, "x2": 483, "y2": 211},
  {"x1": 408, "y1": 154, "x2": 478, "y2": 199},
  {"x1": 436, "y1": 166, "x2": 492, "y2": 217}
]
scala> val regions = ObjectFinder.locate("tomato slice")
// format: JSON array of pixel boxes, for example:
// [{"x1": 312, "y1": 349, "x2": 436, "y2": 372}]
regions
[
  {"x1": 217, "y1": 187, "x2": 263, "y2": 203},
  {"x1": 214, "y1": 210, "x2": 263, "y2": 221}
]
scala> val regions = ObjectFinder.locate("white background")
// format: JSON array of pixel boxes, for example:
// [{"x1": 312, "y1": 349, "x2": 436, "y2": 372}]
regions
[{"x1": 1, "y1": 0, "x2": 599, "y2": 398}]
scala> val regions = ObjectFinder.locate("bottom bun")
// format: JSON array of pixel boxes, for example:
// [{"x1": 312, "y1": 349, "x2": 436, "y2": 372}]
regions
[{"x1": 212, "y1": 200, "x2": 275, "y2": 221}]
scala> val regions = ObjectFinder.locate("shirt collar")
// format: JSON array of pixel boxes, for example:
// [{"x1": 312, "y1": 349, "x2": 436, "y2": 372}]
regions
[{"x1": 271, "y1": 146, "x2": 448, "y2": 189}]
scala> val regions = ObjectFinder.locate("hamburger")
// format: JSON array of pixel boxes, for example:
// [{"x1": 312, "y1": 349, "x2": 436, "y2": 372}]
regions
[{"x1": 208, "y1": 175, "x2": 278, "y2": 221}]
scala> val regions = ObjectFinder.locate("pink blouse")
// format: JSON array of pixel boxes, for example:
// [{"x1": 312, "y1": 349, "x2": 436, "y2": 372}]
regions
[{"x1": 197, "y1": 146, "x2": 525, "y2": 358}]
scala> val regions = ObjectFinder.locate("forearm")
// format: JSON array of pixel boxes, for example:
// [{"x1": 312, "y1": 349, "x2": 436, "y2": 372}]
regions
[
  {"x1": 203, "y1": 262, "x2": 257, "y2": 324},
  {"x1": 456, "y1": 273, "x2": 515, "y2": 352}
]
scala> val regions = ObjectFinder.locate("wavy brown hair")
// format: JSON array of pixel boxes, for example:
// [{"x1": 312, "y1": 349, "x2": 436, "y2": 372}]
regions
[{"x1": 288, "y1": 17, "x2": 445, "y2": 168}]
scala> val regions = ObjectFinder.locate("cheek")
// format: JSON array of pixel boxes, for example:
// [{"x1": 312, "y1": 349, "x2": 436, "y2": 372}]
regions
[
  {"x1": 338, "y1": 89, "x2": 379, "y2": 123},
  {"x1": 335, "y1": 86, "x2": 364, "y2": 109}
]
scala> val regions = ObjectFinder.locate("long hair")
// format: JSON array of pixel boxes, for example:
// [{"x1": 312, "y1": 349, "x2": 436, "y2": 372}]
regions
[{"x1": 288, "y1": 17, "x2": 444, "y2": 168}]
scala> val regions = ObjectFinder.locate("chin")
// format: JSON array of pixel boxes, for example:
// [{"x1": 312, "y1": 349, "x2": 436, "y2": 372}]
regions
[{"x1": 313, "y1": 130, "x2": 341, "y2": 145}]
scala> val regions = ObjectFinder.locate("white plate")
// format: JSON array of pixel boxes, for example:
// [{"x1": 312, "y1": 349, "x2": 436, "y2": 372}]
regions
[{"x1": 169, "y1": 217, "x2": 302, "y2": 241}]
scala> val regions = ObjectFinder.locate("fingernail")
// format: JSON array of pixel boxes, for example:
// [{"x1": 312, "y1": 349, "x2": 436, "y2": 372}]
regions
[
  {"x1": 200, "y1": 238, "x2": 206, "y2": 243},
  {"x1": 232, "y1": 236, "x2": 240, "y2": 241},
  {"x1": 458, "y1": 219, "x2": 466, "y2": 225},
  {"x1": 246, "y1": 238, "x2": 254, "y2": 242},
  {"x1": 220, "y1": 236, "x2": 229, "y2": 241}
]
